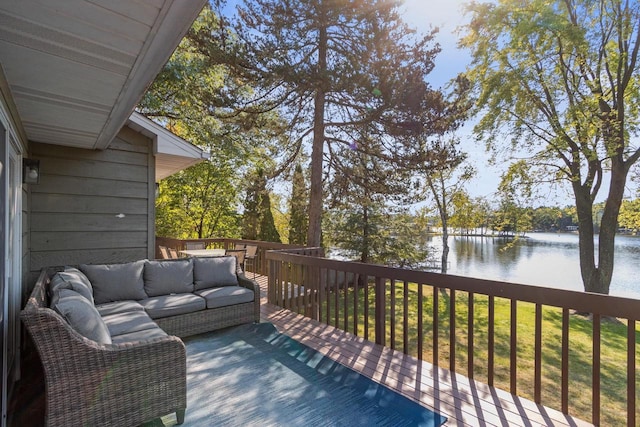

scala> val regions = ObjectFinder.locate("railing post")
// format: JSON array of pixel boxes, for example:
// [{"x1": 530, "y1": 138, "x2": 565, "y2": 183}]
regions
[{"x1": 375, "y1": 277, "x2": 385, "y2": 346}]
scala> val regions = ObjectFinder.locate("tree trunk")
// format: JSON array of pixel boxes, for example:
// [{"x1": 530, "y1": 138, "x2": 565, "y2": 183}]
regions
[
  {"x1": 307, "y1": 10, "x2": 327, "y2": 248},
  {"x1": 573, "y1": 183, "x2": 598, "y2": 293},
  {"x1": 573, "y1": 166, "x2": 626, "y2": 295},
  {"x1": 441, "y1": 222, "x2": 449, "y2": 274},
  {"x1": 361, "y1": 205, "x2": 369, "y2": 264},
  {"x1": 594, "y1": 158, "x2": 627, "y2": 294}
]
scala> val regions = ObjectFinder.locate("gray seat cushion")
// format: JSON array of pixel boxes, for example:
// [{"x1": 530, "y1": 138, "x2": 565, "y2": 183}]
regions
[
  {"x1": 193, "y1": 256, "x2": 238, "y2": 290},
  {"x1": 144, "y1": 259, "x2": 194, "y2": 297},
  {"x1": 111, "y1": 327, "x2": 168, "y2": 344},
  {"x1": 49, "y1": 268, "x2": 94, "y2": 303},
  {"x1": 51, "y1": 289, "x2": 112, "y2": 345},
  {"x1": 80, "y1": 260, "x2": 147, "y2": 304},
  {"x1": 195, "y1": 286, "x2": 254, "y2": 309},
  {"x1": 102, "y1": 310, "x2": 158, "y2": 336},
  {"x1": 96, "y1": 300, "x2": 145, "y2": 317},
  {"x1": 139, "y1": 294, "x2": 206, "y2": 319}
]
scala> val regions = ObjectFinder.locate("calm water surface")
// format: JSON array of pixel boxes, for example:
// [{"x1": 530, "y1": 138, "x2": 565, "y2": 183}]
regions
[{"x1": 426, "y1": 232, "x2": 640, "y2": 299}]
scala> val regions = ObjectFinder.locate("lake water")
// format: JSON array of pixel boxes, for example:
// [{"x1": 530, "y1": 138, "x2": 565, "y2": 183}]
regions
[{"x1": 425, "y1": 232, "x2": 640, "y2": 299}]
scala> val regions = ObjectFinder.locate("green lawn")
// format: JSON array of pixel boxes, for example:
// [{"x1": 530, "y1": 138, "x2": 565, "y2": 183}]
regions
[{"x1": 301, "y1": 282, "x2": 640, "y2": 426}]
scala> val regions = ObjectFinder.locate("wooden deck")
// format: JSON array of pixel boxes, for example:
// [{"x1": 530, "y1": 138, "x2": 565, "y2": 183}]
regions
[
  {"x1": 9, "y1": 273, "x2": 593, "y2": 427},
  {"x1": 255, "y1": 275, "x2": 593, "y2": 427}
]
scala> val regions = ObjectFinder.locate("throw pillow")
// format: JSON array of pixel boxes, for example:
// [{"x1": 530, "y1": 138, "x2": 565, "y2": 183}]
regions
[
  {"x1": 49, "y1": 268, "x2": 94, "y2": 303},
  {"x1": 51, "y1": 289, "x2": 112, "y2": 345},
  {"x1": 144, "y1": 259, "x2": 194, "y2": 297},
  {"x1": 80, "y1": 260, "x2": 147, "y2": 304},
  {"x1": 193, "y1": 256, "x2": 238, "y2": 290}
]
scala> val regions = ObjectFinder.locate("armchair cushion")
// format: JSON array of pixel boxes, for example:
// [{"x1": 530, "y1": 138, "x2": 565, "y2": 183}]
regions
[
  {"x1": 193, "y1": 256, "x2": 238, "y2": 290},
  {"x1": 144, "y1": 259, "x2": 194, "y2": 296},
  {"x1": 111, "y1": 327, "x2": 169, "y2": 344},
  {"x1": 195, "y1": 286, "x2": 254, "y2": 309},
  {"x1": 140, "y1": 294, "x2": 206, "y2": 319},
  {"x1": 96, "y1": 300, "x2": 145, "y2": 317},
  {"x1": 51, "y1": 289, "x2": 112, "y2": 345},
  {"x1": 80, "y1": 260, "x2": 147, "y2": 304},
  {"x1": 102, "y1": 310, "x2": 158, "y2": 337}
]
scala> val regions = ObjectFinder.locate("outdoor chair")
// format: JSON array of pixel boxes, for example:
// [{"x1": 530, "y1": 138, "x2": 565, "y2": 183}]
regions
[
  {"x1": 225, "y1": 249, "x2": 246, "y2": 272},
  {"x1": 168, "y1": 247, "x2": 180, "y2": 259},
  {"x1": 159, "y1": 246, "x2": 171, "y2": 259},
  {"x1": 244, "y1": 245, "x2": 258, "y2": 278},
  {"x1": 185, "y1": 242, "x2": 206, "y2": 250}
]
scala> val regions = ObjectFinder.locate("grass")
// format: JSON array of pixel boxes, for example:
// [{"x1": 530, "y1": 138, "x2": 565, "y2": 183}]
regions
[{"x1": 287, "y1": 281, "x2": 640, "y2": 426}]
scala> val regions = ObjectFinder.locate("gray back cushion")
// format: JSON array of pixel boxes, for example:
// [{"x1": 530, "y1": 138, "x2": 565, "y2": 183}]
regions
[
  {"x1": 144, "y1": 259, "x2": 194, "y2": 297},
  {"x1": 80, "y1": 260, "x2": 147, "y2": 304},
  {"x1": 51, "y1": 289, "x2": 112, "y2": 345},
  {"x1": 49, "y1": 268, "x2": 94, "y2": 303},
  {"x1": 193, "y1": 256, "x2": 238, "y2": 290}
]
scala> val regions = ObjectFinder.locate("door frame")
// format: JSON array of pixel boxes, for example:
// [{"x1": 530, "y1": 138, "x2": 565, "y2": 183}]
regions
[{"x1": 0, "y1": 98, "x2": 24, "y2": 427}]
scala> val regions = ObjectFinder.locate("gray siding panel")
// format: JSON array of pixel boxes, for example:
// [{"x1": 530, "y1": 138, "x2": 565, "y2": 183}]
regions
[
  {"x1": 38, "y1": 157, "x2": 148, "y2": 182},
  {"x1": 31, "y1": 194, "x2": 148, "y2": 214},
  {"x1": 31, "y1": 213, "x2": 148, "y2": 232},
  {"x1": 30, "y1": 126, "x2": 154, "y2": 272},
  {"x1": 30, "y1": 248, "x2": 148, "y2": 271},
  {"x1": 33, "y1": 175, "x2": 148, "y2": 198},
  {"x1": 32, "y1": 231, "x2": 147, "y2": 251}
]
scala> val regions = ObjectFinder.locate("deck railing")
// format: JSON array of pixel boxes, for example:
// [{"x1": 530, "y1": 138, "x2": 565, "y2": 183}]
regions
[{"x1": 266, "y1": 247, "x2": 640, "y2": 426}]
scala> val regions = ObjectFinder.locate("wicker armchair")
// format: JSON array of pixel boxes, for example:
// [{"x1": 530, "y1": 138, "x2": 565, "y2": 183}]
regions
[{"x1": 21, "y1": 269, "x2": 187, "y2": 427}]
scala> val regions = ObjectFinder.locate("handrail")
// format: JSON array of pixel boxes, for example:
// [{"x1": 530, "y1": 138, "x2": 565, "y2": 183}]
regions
[{"x1": 265, "y1": 248, "x2": 640, "y2": 426}]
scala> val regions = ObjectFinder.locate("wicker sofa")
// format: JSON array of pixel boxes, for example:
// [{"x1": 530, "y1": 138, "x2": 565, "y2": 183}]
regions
[{"x1": 21, "y1": 256, "x2": 260, "y2": 427}]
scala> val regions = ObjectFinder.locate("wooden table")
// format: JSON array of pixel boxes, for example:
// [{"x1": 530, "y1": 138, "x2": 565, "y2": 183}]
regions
[{"x1": 179, "y1": 248, "x2": 226, "y2": 257}]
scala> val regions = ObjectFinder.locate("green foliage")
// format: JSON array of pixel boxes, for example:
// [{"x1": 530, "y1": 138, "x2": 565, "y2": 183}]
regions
[
  {"x1": 288, "y1": 163, "x2": 308, "y2": 245},
  {"x1": 618, "y1": 198, "x2": 640, "y2": 233},
  {"x1": 324, "y1": 207, "x2": 431, "y2": 269},
  {"x1": 138, "y1": 5, "x2": 287, "y2": 240},
  {"x1": 242, "y1": 169, "x2": 281, "y2": 243},
  {"x1": 155, "y1": 161, "x2": 241, "y2": 239},
  {"x1": 461, "y1": 0, "x2": 640, "y2": 293},
  {"x1": 530, "y1": 206, "x2": 577, "y2": 231},
  {"x1": 258, "y1": 191, "x2": 281, "y2": 243}
]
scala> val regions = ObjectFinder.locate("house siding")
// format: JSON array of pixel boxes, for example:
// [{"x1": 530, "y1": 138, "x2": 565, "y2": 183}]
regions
[{"x1": 29, "y1": 126, "x2": 156, "y2": 284}]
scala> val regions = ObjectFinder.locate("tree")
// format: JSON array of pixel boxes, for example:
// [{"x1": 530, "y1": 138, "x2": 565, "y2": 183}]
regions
[
  {"x1": 288, "y1": 164, "x2": 308, "y2": 245},
  {"x1": 421, "y1": 137, "x2": 475, "y2": 273},
  {"x1": 242, "y1": 169, "x2": 281, "y2": 243},
  {"x1": 461, "y1": 0, "x2": 640, "y2": 293},
  {"x1": 618, "y1": 198, "x2": 640, "y2": 234},
  {"x1": 214, "y1": 0, "x2": 445, "y2": 247},
  {"x1": 155, "y1": 161, "x2": 241, "y2": 239},
  {"x1": 492, "y1": 162, "x2": 534, "y2": 236},
  {"x1": 241, "y1": 171, "x2": 261, "y2": 240},
  {"x1": 324, "y1": 132, "x2": 428, "y2": 267},
  {"x1": 139, "y1": 5, "x2": 287, "y2": 240}
]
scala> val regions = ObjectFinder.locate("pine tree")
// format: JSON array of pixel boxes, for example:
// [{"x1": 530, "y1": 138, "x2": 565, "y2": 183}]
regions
[
  {"x1": 212, "y1": 0, "x2": 449, "y2": 246},
  {"x1": 288, "y1": 164, "x2": 308, "y2": 245},
  {"x1": 243, "y1": 169, "x2": 281, "y2": 243},
  {"x1": 241, "y1": 173, "x2": 261, "y2": 240},
  {"x1": 258, "y1": 190, "x2": 281, "y2": 243}
]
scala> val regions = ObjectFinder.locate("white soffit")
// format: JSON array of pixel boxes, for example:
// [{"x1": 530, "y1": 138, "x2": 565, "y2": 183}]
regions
[
  {"x1": 0, "y1": 0, "x2": 206, "y2": 150},
  {"x1": 127, "y1": 112, "x2": 210, "y2": 181}
]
